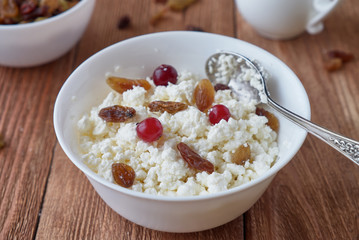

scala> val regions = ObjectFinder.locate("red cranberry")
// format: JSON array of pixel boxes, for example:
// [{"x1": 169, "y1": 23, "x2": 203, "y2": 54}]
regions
[
  {"x1": 152, "y1": 64, "x2": 178, "y2": 86},
  {"x1": 208, "y1": 104, "x2": 231, "y2": 125},
  {"x1": 136, "y1": 117, "x2": 163, "y2": 142}
]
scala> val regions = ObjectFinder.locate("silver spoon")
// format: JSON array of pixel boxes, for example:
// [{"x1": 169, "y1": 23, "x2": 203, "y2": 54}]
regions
[{"x1": 205, "y1": 51, "x2": 359, "y2": 166}]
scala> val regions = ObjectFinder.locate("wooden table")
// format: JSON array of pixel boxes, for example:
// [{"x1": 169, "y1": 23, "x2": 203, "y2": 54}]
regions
[{"x1": 1, "y1": 0, "x2": 358, "y2": 239}]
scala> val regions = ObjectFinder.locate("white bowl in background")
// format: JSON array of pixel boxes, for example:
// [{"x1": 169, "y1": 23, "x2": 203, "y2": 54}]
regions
[
  {"x1": 53, "y1": 31, "x2": 311, "y2": 233},
  {"x1": 0, "y1": 0, "x2": 96, "y2": 67}
]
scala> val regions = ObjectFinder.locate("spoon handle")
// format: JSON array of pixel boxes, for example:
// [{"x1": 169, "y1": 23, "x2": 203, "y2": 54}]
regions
[{"x1": 267, "y1": 97, "x2": 359, "y2": 165}]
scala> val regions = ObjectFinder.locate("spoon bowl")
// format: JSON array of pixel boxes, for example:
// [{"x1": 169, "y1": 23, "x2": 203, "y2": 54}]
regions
[
  {"x1": 206, "y1": 51, "x2": 267, "y2": 103},
  {"x1": 206, "y1": 51, "x2": 359, "y2": 166}
]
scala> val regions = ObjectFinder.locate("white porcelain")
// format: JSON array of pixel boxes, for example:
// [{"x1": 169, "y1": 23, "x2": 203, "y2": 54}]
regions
[
  {"x1": 235, "y1": 0, "x2": 341, "y2": 40},
  {"x1": 0, "y1": 0, "x2": 95, "y2": 67},
  {"x1": 53, "y1": 31, "x2": 311, "y2": 233}
]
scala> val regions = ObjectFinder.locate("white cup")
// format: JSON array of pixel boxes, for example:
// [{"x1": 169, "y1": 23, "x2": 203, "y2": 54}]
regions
[{"x1": 235, "y1": 0, "x2": 341, "y2": 40}]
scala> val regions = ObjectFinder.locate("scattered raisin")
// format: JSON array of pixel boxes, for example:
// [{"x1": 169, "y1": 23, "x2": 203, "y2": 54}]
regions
[
  {"x1": 327, "y1": 50, "x2": 354, "y2": 63},
  {"x1": 186, "y1": 25, "x2": 204, "y2": 32},
  {"x1": 214, "y1": 83, "x2": 230, "y2": 91},
  {"x1": 99, "y1": 105, "x2": 136, "y2": 123},
  {"x1": 150, "y1": 7, "x2": 169, "y2": 26},
  {"x1": 118, "y1": 15, "x2": 131, "y2": 29},
  {"x1": 112, "y1": 163, "x2": 136, "y2": 188},
  {"x1": 0, "y1": 134, "x2": 5, "y2": 149},
  {"x1": 324, "y1": 58, "x2": 343, "y2": 72},
  {"x1": 154, "y1": 0, "x2": 168, "y2": 3},
  {"x1": 106, "y1": 77, "x2": 151, "y2": 94},
  {"x1": 168, "y1": 0, "x2": 197, "y2": 11},
  {"x1": 256, "y1": 107, "x2": 279, "y2": 132},
  {"x1": 148, "y1": 101, "x2": 188, "y2": 114},
  {"x1": 232, "y1": 144, "x2": 251, "y2": 165},
  {"x1": 323, "y1": 50, "x2": 354, "y2": 72},
  {"x1": 150, "y1": 0, "x2": 196, "y2": 25},
  {"x1": 177, "y1": 142, "x2": 214, "y2": 174},
  {"x1": 194, "y1": 79, "x2": 215, "y2": 112}
]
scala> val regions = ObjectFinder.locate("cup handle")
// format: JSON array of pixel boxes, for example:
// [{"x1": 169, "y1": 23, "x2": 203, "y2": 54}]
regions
[{"x1": 306, "y1": 0, "x2": 341, "y2": 34}]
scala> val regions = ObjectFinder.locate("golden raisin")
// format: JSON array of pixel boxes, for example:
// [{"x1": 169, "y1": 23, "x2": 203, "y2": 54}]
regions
[
  {"x1": 150, "y1": 6, "x2": 169, "y2": 26},
  {"x1": 150, "y1": 0, "x2": 196, "y2": 25},
  {"x1": 148, "y1": 100, "x2": 188, "y2": 114},
  {"x1": 256, "y1": 107, "x2": 279, "y2": 132},
  {"x1": 106, "y1": 76, "x2": 151, "y2": 94},
  {"x1": 323, "y1": 50, "x2": 354, "y2": 72},
  {"x1": 112, "y1": 163, "x2": 136, "y2": 188},
  {"x1": 168, "y1": 0, "x2": 197, "y2": 11},
  {"x1": 177, "y1": 142, "x2": 214, "y2": 174},
  {"x1": 324, "y1": 58, "x2": 343, "y2": 72},
  {"x1": 99, "y1": 105, "x2": 136, "y2": 122},
  {"x1": 232, "y1": 144, "x2": 251, "y2": 165},
  {"x1": 194, "y1": 79, "x2": 215, "y2": 112}
]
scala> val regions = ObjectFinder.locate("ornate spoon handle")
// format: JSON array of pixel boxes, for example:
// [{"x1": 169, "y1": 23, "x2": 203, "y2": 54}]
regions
[{"x1": 267, "y1": 97, "x2": 359, "y2": 165}]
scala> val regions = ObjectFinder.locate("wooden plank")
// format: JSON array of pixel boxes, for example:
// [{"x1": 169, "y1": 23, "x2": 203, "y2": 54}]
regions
[
  {"x1": 1, "y1": 0, "x2": 357, "y2": 238},
  {"x1": 0, "y1": 55, "x2": 75, "y2": 239},
  {"x1": 235, "y1": 0, "x2": 359, "y2": 239}
]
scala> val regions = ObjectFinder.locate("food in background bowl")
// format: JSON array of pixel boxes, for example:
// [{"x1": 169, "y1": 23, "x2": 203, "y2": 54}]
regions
[
  {"x1": 54, "y1": 31, "x2": 310, "y2": 232},
  {"x1": 0, "y1": 0, "x2": 80, "y2": 24},
  {"x1": 77, "y1": 61, "x2": 279, "y2": 197},
  {"x1": 0, "y1": 0, "x2": 95, "y2": 67}
]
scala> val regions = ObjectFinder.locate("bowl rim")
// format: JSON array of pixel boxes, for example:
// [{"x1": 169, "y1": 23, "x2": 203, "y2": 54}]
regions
[
  {"x1": 0, "y1": 0, "x2": 91, "y2": 30},
  {"x1": 54, "y1": 31, "x2": 310, "y2": 202}
]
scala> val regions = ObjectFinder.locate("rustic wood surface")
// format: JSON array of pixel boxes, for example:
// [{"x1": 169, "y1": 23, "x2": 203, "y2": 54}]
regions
[{"x1": 0, "y1": 0, "x2": 358, "y2": 239}]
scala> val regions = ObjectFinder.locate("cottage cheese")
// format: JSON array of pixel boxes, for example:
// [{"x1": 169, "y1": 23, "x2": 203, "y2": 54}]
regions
[{"x1": 77, "y1": 67, "x2": 279, "y2": 197}]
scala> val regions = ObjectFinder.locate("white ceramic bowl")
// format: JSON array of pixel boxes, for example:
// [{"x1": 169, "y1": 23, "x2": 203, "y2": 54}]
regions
[
  {"x1": 54, "y1": 31, "x2": 311, "y2": 233},
  {"x1": 0, "y1": 0, "x2": 95, "y2": 67}
]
